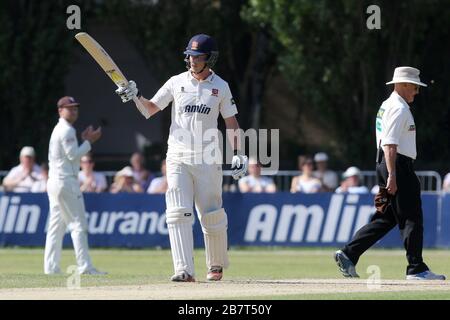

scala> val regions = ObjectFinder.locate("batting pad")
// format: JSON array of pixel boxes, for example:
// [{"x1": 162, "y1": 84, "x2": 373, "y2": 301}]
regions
[
  {"x1": 166, "y1": 210, "x2": 195, "y2": 276},
  {"x1": 200, "y1": 208, "x2": 229, "y2": 269}
]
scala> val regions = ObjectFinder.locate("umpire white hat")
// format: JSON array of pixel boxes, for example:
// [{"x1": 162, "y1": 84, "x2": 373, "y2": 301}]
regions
[{"x1": 386, "y1": 66, "x2": 427, "y2": 87}]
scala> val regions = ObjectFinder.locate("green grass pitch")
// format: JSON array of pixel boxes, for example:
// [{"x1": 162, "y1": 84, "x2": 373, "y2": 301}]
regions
[{"x1": 0, "y1": 247, "x2": 449, "y2": 299}]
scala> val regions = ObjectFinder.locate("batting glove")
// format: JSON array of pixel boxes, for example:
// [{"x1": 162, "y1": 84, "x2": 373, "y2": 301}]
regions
[
  {"x1": 115, "y1": 80, "x2": 139, "y2": 103},
  {"x1": 231, "y1": 154, "x2": 248, "y2": 180}
]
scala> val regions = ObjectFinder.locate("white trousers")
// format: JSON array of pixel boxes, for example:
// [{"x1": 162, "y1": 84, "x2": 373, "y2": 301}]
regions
[
  {"x1": 165, "y1": 158, "x2": 225, "y2": 276},
  {"x1": 44, "y1": 177, "x2": 93, "y2": 274}
]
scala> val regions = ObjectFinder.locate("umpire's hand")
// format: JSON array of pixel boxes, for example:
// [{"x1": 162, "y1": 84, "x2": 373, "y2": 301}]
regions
[{"x1": 386, "y1": 174, "x2": 397, "y2": 195}]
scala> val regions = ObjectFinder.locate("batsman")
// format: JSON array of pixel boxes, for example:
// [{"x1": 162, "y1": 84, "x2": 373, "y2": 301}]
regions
[{"x1": 115, "y1": 34, "x2": 248, "y2": 282}]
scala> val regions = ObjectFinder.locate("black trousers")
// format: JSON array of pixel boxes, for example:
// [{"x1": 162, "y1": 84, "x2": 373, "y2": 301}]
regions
[{"x1": 342, "y1": 153, "x2": 429, "y2": 275}]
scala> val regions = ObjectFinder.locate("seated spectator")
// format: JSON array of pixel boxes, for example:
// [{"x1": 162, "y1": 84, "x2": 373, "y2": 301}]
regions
[
  {"x1": 78, "y1": 153, "x2": 107, "y2": 193},
  {"x1": 110, "y1": 166, "x2": 143, "y2": 193},
  {"x1": 313, "y1": 152, "x2": 338, "y2": 191},
  {"x1": 31, "y1": 162, "x2": 49, "y2": 192},
  {"x1": 443, "y1": 172, "x2": 450, "y2": 192},
  {"x1": 335, "y1": 166, "x2": 369, "y2": 194},
  {"x1": 291, "y1": 156, "x2": 322, "y2": 193},
  {"x1": 130, "y1": 152, "x2": 153, "y2": 191},
  {"x1": 147, "y1": 159, "x2": 168, "y2": 194},
  {"x1": 238, "y1": 158, "x2": 276, "y2": 193},
  {"x1": 2, "y1": 146, "x2": 42, "y2": 192}
]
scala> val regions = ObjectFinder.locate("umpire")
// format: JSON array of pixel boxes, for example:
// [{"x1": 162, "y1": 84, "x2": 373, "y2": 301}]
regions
[{"x1": 334, "y1": 67, "x2": 445, "y2": 280}]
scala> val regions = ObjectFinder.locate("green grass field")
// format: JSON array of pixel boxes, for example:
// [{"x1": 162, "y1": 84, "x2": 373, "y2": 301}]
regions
[{"x1": 0, "y1": 247, "x2": 449, "y2": 299}]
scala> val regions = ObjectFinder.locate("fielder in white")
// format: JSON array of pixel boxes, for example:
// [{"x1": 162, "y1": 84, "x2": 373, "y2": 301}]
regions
[
  {"x1": 44, "y1": 96, "x2": 106, "y2": 275},
  {"x1": 116, "y1": 34, "x2": 248, "y2": 282}
]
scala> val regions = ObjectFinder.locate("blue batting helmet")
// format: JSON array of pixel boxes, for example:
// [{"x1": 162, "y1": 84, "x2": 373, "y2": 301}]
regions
[{"x1": 184, "y1": 34, "x2": 219, "y2": 68}]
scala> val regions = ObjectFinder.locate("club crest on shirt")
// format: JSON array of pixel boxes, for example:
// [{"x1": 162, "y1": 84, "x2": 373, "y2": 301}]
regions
[
  {"x1": 211, "y1": 88, "x2": 219, "y2": 97},
  {"x1": 409, "y1": 125, "x2": 416, "y2": 131}
]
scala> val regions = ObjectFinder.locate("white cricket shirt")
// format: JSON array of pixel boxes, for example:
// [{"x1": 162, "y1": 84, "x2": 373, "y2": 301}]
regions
[
  {"x1": 375, "y1": 91, "x2": 417, "y2": 159},
  {"x1": 150, "y1": 71, "x2": 238, "y2": 160},
  {"x1": 48, "y1": 118, "x2": 91, "y2": 179}
]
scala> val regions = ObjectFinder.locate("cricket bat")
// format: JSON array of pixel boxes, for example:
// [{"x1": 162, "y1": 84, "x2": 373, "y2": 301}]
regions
[{"x1": 75, "y1": 32, "x2": 149, "y2": 117}]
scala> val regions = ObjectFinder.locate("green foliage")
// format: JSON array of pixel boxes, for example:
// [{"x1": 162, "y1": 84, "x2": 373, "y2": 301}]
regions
[
  {"x1": 244, "y1": 0, "x2": 450, "y2": 169},
  {"x1": 1, "y1": 0, "x2": 449, "y2": 172},
  {"x1": 0, "y1": 1, "x2": 76, "y2": 167}
]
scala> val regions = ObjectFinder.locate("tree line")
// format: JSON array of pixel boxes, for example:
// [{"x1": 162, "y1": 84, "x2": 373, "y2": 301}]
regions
[{"x1": 1, "y1": 0, "x2": 449, "y2": 173}]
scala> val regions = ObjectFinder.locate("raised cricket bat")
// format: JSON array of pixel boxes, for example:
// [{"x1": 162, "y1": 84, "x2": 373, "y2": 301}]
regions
[{"x1": 75, "y1": 32, "x2": 149, "y2": 117}]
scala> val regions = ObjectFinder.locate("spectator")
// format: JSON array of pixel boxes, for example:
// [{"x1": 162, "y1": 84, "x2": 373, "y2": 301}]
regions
[
  {"x1": 335, "y1": 166, "x2": 369, "y2": 194},
  {"x1": 313, "y1": 152, "x2": 338, "y2": 191},
  {"x1": 291, "y1": 156, "x2": 322, "y2": 193},
  {"x1": 147, "y1": 159, "x2": 168, "y2": 194},
  {"x1": 443, "y1": 172, "x2": 450, "y2": 192},
  {"x1": 238, "y1": 158, "x2": 276, "y2": 193},
  {"x1": 78, "y1": 153, "x2": 107, "y2": 193},
  {"x1": 2, "y1": 146, "x2": 42, "y2": 192},
  {"x1": 130, "y1": 152, "x2": 153, "y2": 191},
  {"x1": 110, "y1": 166, "x2": 143, "y2": 193},
  {"x1": 31, "y1": 162, "x2": 49, "y2": 193}
]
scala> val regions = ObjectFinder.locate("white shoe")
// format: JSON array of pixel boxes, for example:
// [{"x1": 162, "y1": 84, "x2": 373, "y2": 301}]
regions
[
  {"x1": 406, "y1": 270, "x2": 446, "y2": 280},
  {"x1": 334, "y1": 250, "x2": 359, "y2": 278},
  {"x1": 80, "y1": 268, "x2": 108, "y2": 275}
]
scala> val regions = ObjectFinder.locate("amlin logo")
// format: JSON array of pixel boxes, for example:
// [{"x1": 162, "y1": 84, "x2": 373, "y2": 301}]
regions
[
  {"x1": 244, "y1": 194, "x2": 375, "y2": 244},
  {"x1": 0, "y1": 195, "x2": 168, "y2": 236},
  {"x1": 0, "y1": 196, "x2": 40, "y2": 234}
]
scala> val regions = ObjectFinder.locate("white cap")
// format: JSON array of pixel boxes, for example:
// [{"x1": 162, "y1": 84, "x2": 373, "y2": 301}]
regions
[
  {"x1": 386, "y1": 66, "x2": 427, "y2": 87},
  {"x1": 314, "y1": 152, "x2": 328, "y2": 162},
  {"x1": 117, "y1": 166, "x2": 134, "y2": 177},
  {"x1": 20, "y1": 146, "x2": 35, "y2": 158},
  {"x1": 343, "y1": 166, "x2": 361, "y2": 179}
]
